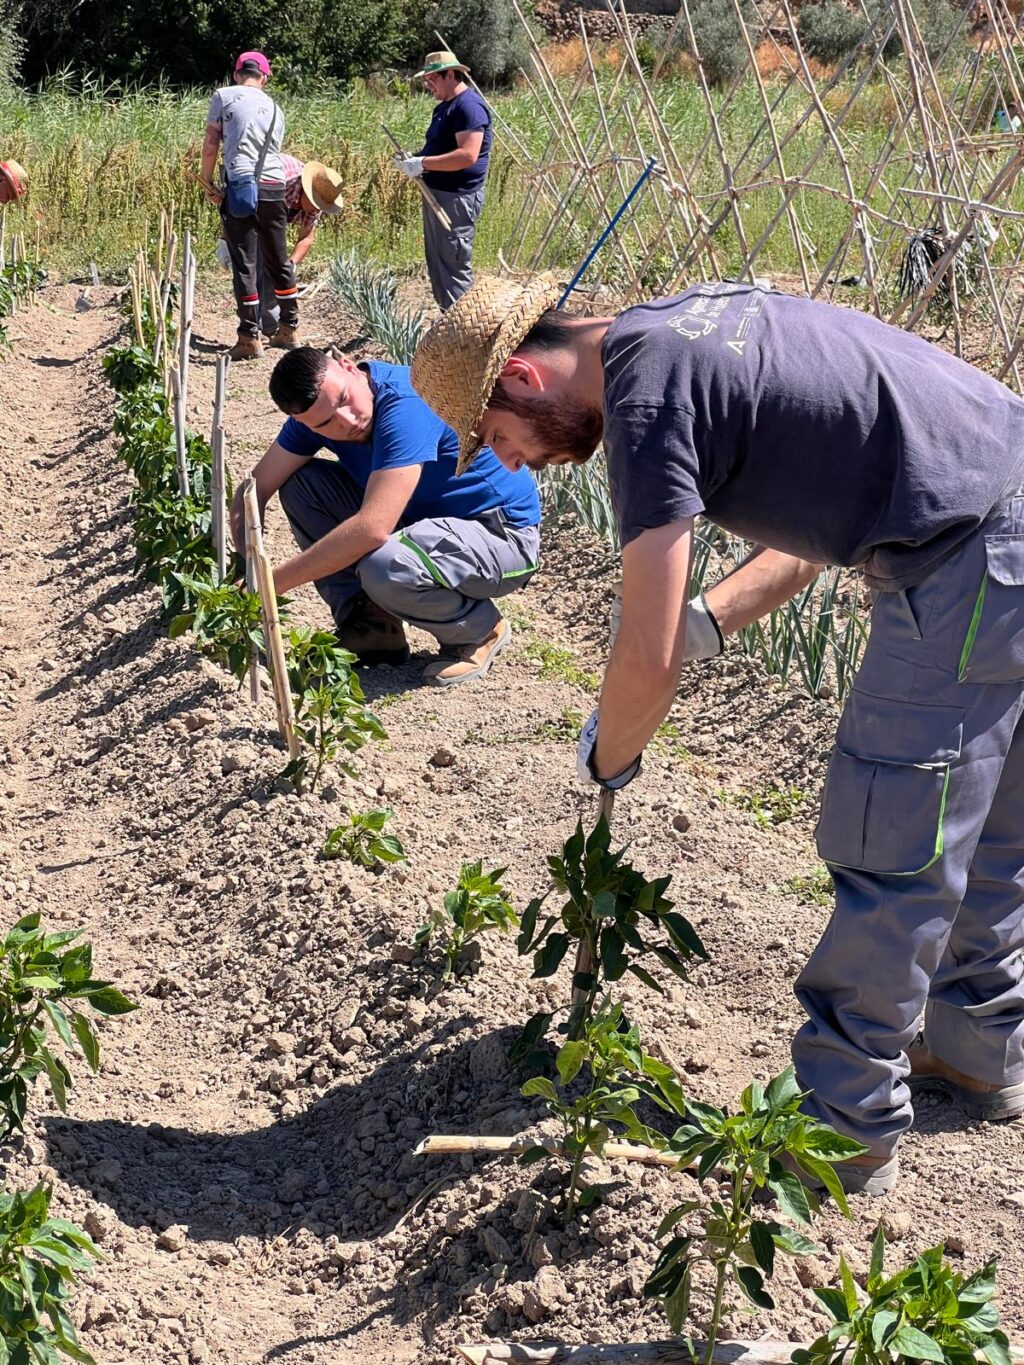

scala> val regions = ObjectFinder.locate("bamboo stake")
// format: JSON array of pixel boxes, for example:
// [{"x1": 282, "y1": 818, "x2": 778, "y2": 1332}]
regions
[
  {"x1": 380, "y1": 124, "x2": 453, "y2": 230},
  {"x1": 0, "y1": 204, "x2": 6, "y2": 273},
  {"x1": 243, "y1": 479, "x2": 300, "y2": 766},
  {"x1": 414, "y1": 1134, "x2": 680, "y2": 1168},
  {"x1": 456, "y1": 1344, "x2": 824, "y2": 1365},
  {"x1": 170, "y1": 364, "x2": 189, "y2": 498},
  {"x1": 129, "y1": 268, "x2": 145, "y2": 348}
]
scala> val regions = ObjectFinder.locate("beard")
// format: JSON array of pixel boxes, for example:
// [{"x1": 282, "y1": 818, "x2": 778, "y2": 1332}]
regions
[{"x1": 486, "y1": 384, "x2": 604, "y2": 467}]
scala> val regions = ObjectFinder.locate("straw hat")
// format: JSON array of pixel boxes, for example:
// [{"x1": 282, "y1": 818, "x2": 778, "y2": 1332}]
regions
[
  {"x1": 300, "y1": 161, "x2": 344, "y2": 216},
  {"x1": 414, "y1": 50, "x2": 470, "y2": 78},
  {"x1": 411, "y1": 273, "x2": 562, "y2": 474},
  {"x1": 0, "y1": 161, "x2": 27, "y2": 198}
]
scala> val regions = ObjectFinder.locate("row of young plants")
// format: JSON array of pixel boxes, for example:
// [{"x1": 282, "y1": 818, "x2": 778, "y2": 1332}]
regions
[
  {"x1": 409, "y1": 819, "x2": 1012, "y2": 1364},
  {"x1": 0, "y1": 914, "x2": 138, "y2": 1362},
  {"x1": 0, "y1": 253, "x2": 46, "y2": 353},
  {"x1": 102, "y1": 289, "x2": 385, "y2": 793}
]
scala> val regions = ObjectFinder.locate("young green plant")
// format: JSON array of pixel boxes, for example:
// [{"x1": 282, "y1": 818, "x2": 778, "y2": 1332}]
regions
[
  {"x1": 521, "y1": 999, "x2": 686, "y2": 1221},
  {"x1": 0, "y1": 1181, "x2": 102, "y2": 1364},
  {"x1": 285, "y1": 627, "x2": 386, "y2": 789},
  {"x1": 645, "y1": 1066, "x2": 868, "y2": 1360},
  {"x1": 517, "y1": 816, "x2": 707, "y2": 1038},
  {"x1": 793, "y1": 1235, "x2": 1011, "y2": 1365},
  {"x1": 169, "y1": 575, "x2": 266, "y2": 683},
  {"x1": 321, "y1": 808, "x2": 406, "y2": 870},
  {"x1": 0, "y1": 914, "x2": 137, "y2": 1140},
  {"x1": 415, "y1": 861, "x2": 518, "y2": 980}
]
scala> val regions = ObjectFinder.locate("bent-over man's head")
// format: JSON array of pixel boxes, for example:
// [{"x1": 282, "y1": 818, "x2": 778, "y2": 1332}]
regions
[
  {"x1": 269, "y1": 347, "x2": 375, "y2": 444},
  {"x1": 411, "y1": 274, "x2": 606, "y2": 476}
]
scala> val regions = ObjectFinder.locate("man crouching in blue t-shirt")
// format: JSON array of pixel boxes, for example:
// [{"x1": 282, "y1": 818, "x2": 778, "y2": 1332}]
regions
[{"x1": 228, "y1": 346, "x2": 540, "y2": 686}]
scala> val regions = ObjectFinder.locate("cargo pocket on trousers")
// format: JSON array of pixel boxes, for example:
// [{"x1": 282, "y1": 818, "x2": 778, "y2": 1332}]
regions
[
  {"x1": 815, "y1": 692, "x2": 963, "y2": 875},
  {"x1": 958, "y1": 534, "x2": 1024, "y2": 683}
]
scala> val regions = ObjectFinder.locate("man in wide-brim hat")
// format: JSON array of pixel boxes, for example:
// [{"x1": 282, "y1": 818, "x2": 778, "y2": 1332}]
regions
[
  {"x1": 394, "y1": 50, "x2": 492, "y2": 310},
  {"x1": 413, "y1": 272, "x2": 1024, "y2": 1200},
  {"x1": 0, "y1": 161, "x2": 27, "y2": 204}
]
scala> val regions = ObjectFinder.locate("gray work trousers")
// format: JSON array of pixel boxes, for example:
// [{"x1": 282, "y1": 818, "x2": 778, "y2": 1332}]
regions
[
  {"x1": 422, "y1": 187, "x2": 484, "y2": 310},
  {"x1": 794, "y1": 487, "x2": 1024, "y2": 1154},
  {"x1": 278, "y1": 458, "x2": 539, "y2": 645}
]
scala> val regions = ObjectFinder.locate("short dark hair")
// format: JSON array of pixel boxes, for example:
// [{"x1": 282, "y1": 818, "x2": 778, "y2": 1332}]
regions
[
  {"x1": 518, "y1": 308, "x2": 576, "y2": 353},
  {"x1": 269, "y1": 347, "x2": 329, "y2": 414}
]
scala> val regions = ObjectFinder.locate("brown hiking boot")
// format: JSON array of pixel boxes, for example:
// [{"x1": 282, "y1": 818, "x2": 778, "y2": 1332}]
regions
[
  {"x1": 908, "y1": 1037, "x2": 1024, "y2": 1121},
  {"x1": 336, "y1": 598, "x2": 410, "y2": 667},
  {"x1": 423, "y1": 619, "x2": 511, "y2": 687},
  {"x1": 269, "y1": 323, "x2": 298, "y2": 350},
  {"x1": 228, "y1": 333, "x2": 263, "y2": 361}
]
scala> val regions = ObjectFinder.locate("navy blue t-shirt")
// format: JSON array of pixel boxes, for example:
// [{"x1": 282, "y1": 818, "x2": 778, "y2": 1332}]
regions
[
  {"x1": 276, "y1": 360, "x2": 539, "y2": 528},
  {"x1": 602, "y1": 284, "x2": 1024, "y2": 591},
  {"x1": 420, "y1": 88, "x2": 492, "y2": 194}
]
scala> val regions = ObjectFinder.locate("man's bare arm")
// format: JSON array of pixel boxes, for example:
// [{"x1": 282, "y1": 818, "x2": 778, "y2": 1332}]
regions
[
  {"x1": 228, "y1": 441, "x2": 310, "y2": 553},
  {"x1": 705, "y1": 546, "x2": 824, "y2": 635}
]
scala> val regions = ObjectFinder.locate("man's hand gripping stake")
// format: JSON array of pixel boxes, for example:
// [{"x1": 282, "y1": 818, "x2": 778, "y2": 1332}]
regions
[{"x1": 381, "y1": 123, "x2": 452, "y2": 231}]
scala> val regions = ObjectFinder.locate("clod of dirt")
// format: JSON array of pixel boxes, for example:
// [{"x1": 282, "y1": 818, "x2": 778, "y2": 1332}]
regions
[
  {"x1": 157, "y1": 1226, "x2": 188, "y2": 1252},
  {"x1": 429, "y1": 748, "x2": 455, "y2": 768},
  {"x1": 522, "y1": 1264, "x2": 567, "y2": 1323}
]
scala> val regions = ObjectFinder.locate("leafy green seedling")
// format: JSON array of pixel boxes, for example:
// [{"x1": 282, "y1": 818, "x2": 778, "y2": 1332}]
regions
[
  {"x1": 521, "y1": 999, "x2": 686, "y2": 1221},
  {"x1": 0, "y1": 1181, "x2": 102, "y2": 1363},
  {"x1": 783, "y1": 866, "x2": 834, "y2": 907},
  {"x1": 322, "y1": 809, "x2": 406, "y2": 870},
  {"x1": 517, "y1": 816, "x2": 707, "y2": 1039},
  {"x1": 645, "y1": 1066, "x2": 868, "y2": 1360},
  {"x1": 102, "y1": 342, "x2": 160, "y2": 393},
  {"x1": 169, "y1": 575, "x2": 266, "y2": 683},
  {"x1": 720, "y1": 783, "x2": 809, "y2": 828},
  {"x1": 793, "y1": 1236, "x2": 1010, "y2": 1365},
  {"x1": 0, "y1": 914, "x2": 137, "y2": 1140},
  {"x1": 285, "y1": 628, "x2": 386, "y2": 789},
  {"x1": 414, "y1": 861, "x2": 518, "y2": 980}
]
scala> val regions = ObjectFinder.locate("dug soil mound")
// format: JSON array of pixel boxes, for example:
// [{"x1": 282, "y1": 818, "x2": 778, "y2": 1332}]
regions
[{"x1": 0, "y1": 281, "x2": 1021, "y2": 1364}]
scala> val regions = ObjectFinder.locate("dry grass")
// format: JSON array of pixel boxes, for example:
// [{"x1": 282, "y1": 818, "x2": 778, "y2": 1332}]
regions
[{"x1": 541, "y1": 37, "x2": 627, "y2": 78}]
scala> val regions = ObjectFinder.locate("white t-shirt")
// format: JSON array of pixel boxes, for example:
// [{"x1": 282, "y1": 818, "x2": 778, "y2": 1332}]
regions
[{"x1": 207, "y1": 85, "x2": 285, "y2": 184}]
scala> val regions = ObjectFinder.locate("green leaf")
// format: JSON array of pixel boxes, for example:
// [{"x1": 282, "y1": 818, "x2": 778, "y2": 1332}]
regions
[
  {"x1": 749, "y1": 1220, "x2": 776, "y2": 1278},
  {"x1": 41, "y1": 1001, "x2": 73, "y2": 1050},
  {"x1": 80, "y1": 986, "x2": 137, "y2": 1016},
  {"x1": 888, "y1": 1327, "x2": 946, "y2": 1362},
  {"x1": 767, "y1": 1172, "x2": 814, "y2": 1226},
  {"x1": 521, "y1": 1076, "x2": 559, "y2": 1103},
  {"x1": 555, "y1": 1040, "x2": 587, "y2": 1088},
  {"x1": 533, "y1": 933, "x2": 570, "y2": 978},
  {"x1": 812, "y1": 1286, "x2": 852, "y2": 1321},
  {"x1": 770, "y1": 1224, "x2": 819, "y2": 1256},
  {"x1": 38, "y1": 1046, "x2": 69, "y2": 1112},
  {"x1": 685, "y1": 1099, "x2": 725, "y2": 1134},
  {"x1": 869, "y1": 1224, "x2": 887, "y2": 1283},
  {"x1": 839, "y1": 1256, "x2": 859, "y2": 1315},
  {"x1": 795, "y1": 1153, "x2": 852, "y2": 1219},
  {"x1": 801, "y1": 1126, "x2": 871, "y2": 1161},
  {"x1": 736, "y1": 1265, "x2": 774, "y2": 1309},
  {"x1": 871, "y1": 1310, "x2": 899, "y2": 1352},
  {"x1": 764, "y1": 1066, "x2": 802, "y2": 1110},
  {"x1": 981, "y1": 1334, "x2": 1013, "y2": 1365},
  {"x1": 70, "y1": 1013, "x2": 100, "y2": 1073}
]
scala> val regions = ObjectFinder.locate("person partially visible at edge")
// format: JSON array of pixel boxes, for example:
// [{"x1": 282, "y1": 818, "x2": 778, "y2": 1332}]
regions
[
  {"x1": 411, "y1": 274, "x2": 1024, "y2": 1195},
  {"x1": 394, "y1": 51, "x2": 492, "y2": 311},
  {"x1": 216, "y1": 156, "x2": 344, "y2": 338},
  {"x1": 201, "y1": 51, "x2": 299, "y2": 361},
  {"x1": 994, "y1": 99, "x2": 1022, "y2": 133},
  {"x1": 0, "y1": 161, "x2": 27, "y2": 205},
  {"x1": 229, "y1": 346, "x2": 540, "y2": 686}
]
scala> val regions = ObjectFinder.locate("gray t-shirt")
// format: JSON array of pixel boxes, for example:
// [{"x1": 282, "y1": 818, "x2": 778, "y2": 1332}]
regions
[
  {"x1": 602, "y1": 284, "x2": 1024, "y2": 590},
  {"x1": 206, "y1": 86, "x2": 285, "y2": 184}
]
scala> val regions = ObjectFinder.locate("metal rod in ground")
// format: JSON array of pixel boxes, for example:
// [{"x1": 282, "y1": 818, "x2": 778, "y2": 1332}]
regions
[
  {"x1": 557, "y1": 159, "x2": 657, "y2": 309},
  {"x1": 570, "y1": 785, "x2": 614, "y2": 1009},
  {"x1": 381, "y1": 123, "x2": 453, "y2": 230},
  {"x1": 169, "y1": 363, "x2": 189, "y2": 497},
  {"x1": 242, "y1": 478, "x2": 300, "y2": 769}
]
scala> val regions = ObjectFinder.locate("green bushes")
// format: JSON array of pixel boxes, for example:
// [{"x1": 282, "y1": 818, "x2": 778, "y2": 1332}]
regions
[{"x1": 798, "y1": 1, "x2": 865, "y2": 64}]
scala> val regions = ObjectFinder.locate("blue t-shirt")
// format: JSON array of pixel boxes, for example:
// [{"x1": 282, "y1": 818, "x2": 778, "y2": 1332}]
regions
[
  {"x1": 420, "y1": 88, "x2": 492, "y2": 194},
  {"x1": 602, "y1": 283, "x2": 1024, "y2": 591},
  {"x1": 276, "y1": 361, "x2": 539, "y2": 529}
]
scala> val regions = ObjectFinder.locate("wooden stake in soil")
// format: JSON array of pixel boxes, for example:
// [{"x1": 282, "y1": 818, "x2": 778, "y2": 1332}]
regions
[
  {"x1": 178, "y1": 230, "x2": 194, "y2": 414},
  {"x1": 210, "y1": 355, "x2": 230, "y2": 580},
  {"x1": 381, "y1": 123, "x2": 453, "y2": 230},
  {"x1": 456, "y1": 1341, "x2": 833, "y2": 1364},
  {"x1": 415, "y1": 1134, "x2": 680, "y2": 1168},
  {"x1": 169, "y1": 363, "x2": 189, "y2": 498},
  {"x1": 242, "y1": 478, "x2": 300, "y2": 767}
]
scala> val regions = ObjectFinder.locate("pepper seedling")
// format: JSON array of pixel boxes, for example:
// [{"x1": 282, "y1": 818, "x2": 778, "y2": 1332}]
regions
[
  {"x1": 0, "y1": 914, "x2": 137, "y2": 1140},
  {"x1": 414, "y1": 861, "x2": 518, "y2": 981},
  {"x1": 792, "y1": 1235, "x2": 1011, "y2": 1365},
  {"x1": 284, "y1": 628, "x2": 386, "y2": 789},
  {"x1": 0, "y1": 1181, "x2": 102, "y2": 1364},
  {"x1": 169, "y1": 575, "x2": 267, "y2": 683},
  {"x1": 322, "y1": 808, "x2": 407, "y2": 870},
  {"x1": 645, "y1": 1066, "x2": 867, "y2": 1360}
]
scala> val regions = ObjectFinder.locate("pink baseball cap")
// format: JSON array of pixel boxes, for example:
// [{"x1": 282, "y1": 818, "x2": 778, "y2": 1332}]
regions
[{"x1": 235, "y1": 51, "x2": 271, "y2": 77}]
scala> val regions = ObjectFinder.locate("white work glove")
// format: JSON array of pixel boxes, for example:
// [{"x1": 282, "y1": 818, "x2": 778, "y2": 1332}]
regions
[
  {"x1": 609, "y1": 587, "x2": 724, "y2": 660},
  {"x1": 576, "y1": 709, "x2": 642, "y2": 792},
  {"x1": 395, "y1": 156, "x2": 424, "y2": 179}
]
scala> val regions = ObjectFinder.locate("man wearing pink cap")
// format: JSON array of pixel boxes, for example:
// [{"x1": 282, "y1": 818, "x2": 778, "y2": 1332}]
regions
[{"x1": 201, "y1": 52, "x2": 299, "y2": 361}]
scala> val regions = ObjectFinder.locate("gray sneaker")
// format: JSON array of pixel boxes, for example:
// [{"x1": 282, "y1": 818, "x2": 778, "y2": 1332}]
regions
[{"x1": 908, "y1": 1038, "x2": 1024, "y2": 1122}]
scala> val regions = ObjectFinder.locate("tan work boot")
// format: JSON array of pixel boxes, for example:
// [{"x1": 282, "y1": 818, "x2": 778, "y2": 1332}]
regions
[
  {"x1": 269, "y1": 323, "x2": 298, "y2": 350},
  {"x1": 336, "y1": 598, "x2": 410, "y2": 667},
  {"x1": 423, "y1": 619, "x2": 511, "y2": 687},
  {"x1": 781, "y1": 1148, "x2": 899, "y2": 1199},
  {"x1": 228, "y1": 333, "x2": 263, "y2": 361},
  {"x1": 908, "y1": 1037, "x2": 1024, "y2": 1121}
]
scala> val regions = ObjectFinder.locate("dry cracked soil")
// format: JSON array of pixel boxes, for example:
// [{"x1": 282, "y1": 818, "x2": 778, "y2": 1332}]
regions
[{"x1": 0, "y1": 278, "x2": 1022, "y2": 1365}]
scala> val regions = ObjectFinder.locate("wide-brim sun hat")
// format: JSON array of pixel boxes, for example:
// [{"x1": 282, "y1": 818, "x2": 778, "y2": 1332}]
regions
[
  {"x1": 414, "y1": 49, "x2": 470, "y2": 78},
  {"x1": 0, "y1": 161, "x2": 27, "y2": 198},
  {"x1": 411, "y1": 272, "x2": 562, "y2": 475},
  {"x1": 300, "y1": 161, "x2": 344, "y2": 216}
]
